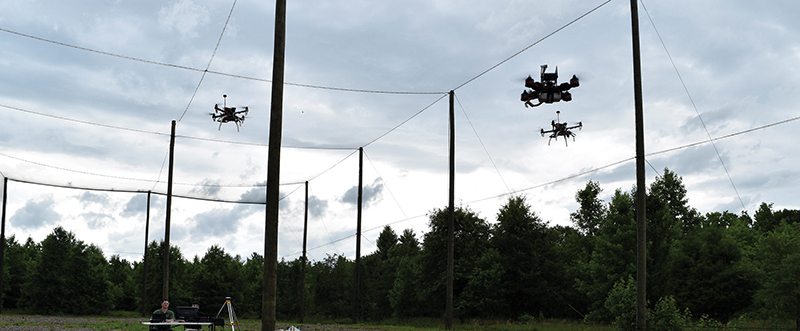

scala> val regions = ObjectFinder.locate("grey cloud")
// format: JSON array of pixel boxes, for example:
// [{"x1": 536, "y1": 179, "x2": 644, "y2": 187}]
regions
[
  {"x1": 309, "y1": 196, "x2": 329, "y2": 218},
  {"x1": 10, "y1": 196, "x2": 62, "y2": 230},
  {"x1": 80, "y1": 212, "x2": 114, "y2": 229},
  {"x1": 239, "y1": 184, "x2": 266, "y2": 203},
  {"x1": 78, "y1": 191, "x2": 111, "y2": 207},
  {"x1": 188, "y1": 204, "x2": 259, "y2": 238},
  {"x1": 340, "y1": 178, "x2": 384, "y2": 208},
  {"x1": 121, "y1": 193, "x2": 164, "y2": 218},
  {"x1": 121, "y1": 194, "x2": 147, "y2": 218},
  {"x1": 189, "y1": 178, "x2": 222, "y2": 199}
]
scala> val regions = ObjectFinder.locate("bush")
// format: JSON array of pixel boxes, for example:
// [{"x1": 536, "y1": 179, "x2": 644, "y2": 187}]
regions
[
  {"x1": 650, "y1": 296, "x2": 685, "y2": 331},
  {"x1": 604, "y1": 276, "x2": 637, "y2": 331}
]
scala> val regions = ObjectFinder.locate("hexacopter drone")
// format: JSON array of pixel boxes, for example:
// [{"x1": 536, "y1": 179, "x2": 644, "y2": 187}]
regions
[
  {"x1": 521, "y1": 64, "x2": 579, "y2": 108},
  {"x1": 211, "y1": 94, "x2": 249, "y2": 131},
  {"x1": 541, "y1": 111, "x2": 582, "y2": 146}
]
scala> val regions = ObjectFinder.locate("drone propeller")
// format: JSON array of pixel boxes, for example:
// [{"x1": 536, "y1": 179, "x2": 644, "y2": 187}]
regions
[{"x1": 571, "y1": 70, "x2": 591, "y2": 84}]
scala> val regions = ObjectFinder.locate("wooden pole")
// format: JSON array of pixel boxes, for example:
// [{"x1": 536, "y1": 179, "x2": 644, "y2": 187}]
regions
[
  {"x1": 353, "y1": 147, "x2": 363, "y2": 323},
  {"x1": 629, "y1": 1, "x2": 647, "y2": 330},
  {"x1": 446, "y1": 90, "x2": 455, "y2": 329},
  {"x1": 142, "y1": 191, "x2": 151, "y2": 316},
  {"x1": 300, "y1": 181, "x2": 308, "y2": 323},
  {"x1": 263, "y1": 0, "x2": 286, "y2": 329},
  {"x1": 163, "y1": 120, "x2": 176, "y2": 302},
  {"x1": 0, "y1": 177, "x2": 7, "y2": 315}
]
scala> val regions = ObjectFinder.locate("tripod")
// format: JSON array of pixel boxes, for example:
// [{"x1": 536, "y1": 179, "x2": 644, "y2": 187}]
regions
[{"x1": 215, "y1": 297, "x2": 241, "y2": 331}]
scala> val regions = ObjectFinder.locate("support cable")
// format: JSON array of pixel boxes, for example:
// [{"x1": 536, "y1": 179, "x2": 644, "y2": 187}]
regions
[
  {"x1": 639, "y1": 0, "x2": 746, "y2": 211},
  {"x1": 308, "y1": 187, "x2": 339, "y2": 254},
  {"x1": 152, "y1": 0, "x2": 238, "y2": 193},
  {"x1": 0, "y1": 151, "x2": 309, "y2": 188},
  {"x1": 304, "y1": 149, "x2": 359, "y2": 183},
  {"x1": 1, "y1": 102, "x2": 356, "y2": 150},
  {"x1": 2, "y1": 115, "x2": 797, "y2": 200},
  {"x1": 177, "y1": 0, "x2": 237, "y2": 123},
  {"x1": 468, "y1": 157, "x2": 635, "y2": 204},
  {"x1": 0, "y1": 27, "x2": 444, "y2": 95},
  {"x1": 451, "y1": 0, "x2": 612, "y2": 92},
  {"x1": 362, "y1": 93, "x2": 448, "y2": 148},
  {"x1": 454, "y1": 93, "x2": 511, "y2": 193},
  {"x1": 4, "y1": 177, "x2": 269, "y2": 204},
  {"x1": 362, "y1": 149, "x2": 416, "y2": 231}
]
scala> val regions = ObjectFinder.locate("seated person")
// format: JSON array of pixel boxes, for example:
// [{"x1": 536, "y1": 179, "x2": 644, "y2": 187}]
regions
[
  {"x1": 183, "y1": 301, "x2": 206, "y2": 331},
  {"x1": 151, "y1": 300, "x2": 179, "y2": 330}
]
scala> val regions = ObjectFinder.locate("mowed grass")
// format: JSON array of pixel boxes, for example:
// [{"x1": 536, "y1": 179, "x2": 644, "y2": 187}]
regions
[{"x1": 0, "y1": 311, "x2": 612, "y2": 331}]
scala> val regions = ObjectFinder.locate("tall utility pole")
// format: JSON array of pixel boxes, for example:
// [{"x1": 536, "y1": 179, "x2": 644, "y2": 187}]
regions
[
  {"x1": 353, "y1": 147, "x2": 363, "y2": 323},
  {"x1": 300, "y1": 181, "x2": 308, "y2": 323},
  {"x1": 142, "y1": 191, "x2": 151, "y2": 316},
  {"x1": 629, "y1": 0, "x2": 647, "y2": 330},
  {"x1": 0, "y1": 177, "x2": 7, "y2": 315},
  {"x1": 446, "y1": 90, "x2": 455, "y2": 330},
  {"x1": 263, "y1": 0, "x2": 286, "y2": 330},
  {"x1": 163, "y1": 119, "x2": 176, "y2": 301}
]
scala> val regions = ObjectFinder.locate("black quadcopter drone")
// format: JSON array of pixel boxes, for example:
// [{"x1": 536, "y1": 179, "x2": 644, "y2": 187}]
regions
[
  {"x1": 521, "y1": 64, "x2": 579, "y2": 108},
  {"x1": 211, "y1": 94, "x2": 248, "y2": 131},
  {"x1": 541, "y1": 111, "x2": 582, "y2": 146}
]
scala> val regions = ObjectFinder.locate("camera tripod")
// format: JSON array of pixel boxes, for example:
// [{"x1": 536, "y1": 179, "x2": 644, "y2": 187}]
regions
[{"x1": 215, "y1": 297, "x2": 241, "y2": 331}]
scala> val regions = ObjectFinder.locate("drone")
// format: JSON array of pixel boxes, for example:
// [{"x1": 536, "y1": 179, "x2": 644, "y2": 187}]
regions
[
  {"x1": 521, "y1": 64, "x2": 579, "y2": 108},
  {"x1": 211, "y1": 94, "x2": 248, "y2": 131},
  {"x1": 541, "y1": 111, "x2": 582, "y2": 146}
]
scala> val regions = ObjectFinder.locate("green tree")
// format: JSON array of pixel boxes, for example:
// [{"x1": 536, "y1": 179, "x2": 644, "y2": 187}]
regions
[
  {"x1": 754, "y1": 203, "x2": 800, "y2": 234},
  {"x1": 646, "y1": 169, "x2": 694, "y2": 303},
  {"x1": 752, "y1": 221, "x2": 800, "y2": 329},
  {"x1": 363, "y1": 226, "x2": 399, "y2": 319},
  {"x1": 649, "y1": 296, "x2": 685, "y2": 331},
  {"x1": 107, "y1": 255, "x2": 138, "y2": 311},
  {"x1": 417, "y1": 205, "x2": 490, "y2": 319},
  {"x1": 389, "y1": 229, "x2": 422, "y2": 319},
  {"x1": 604, "y1": 276, "x2": 637, "y2": 331},
  {"x1": 189, "y1": 245, "x2": 244, "y2": 312},
  {"x1": 455, "y1": 248, "x2": 506, "y2": 318},
  {"x1": 2, "y1": 235, "x2": 38, "y2": 309},
  {"x1": 20, "y1": 227, "x2": 111, "y2": 315},
  {"x1": 667, "y1": 219, "x2": 756, "y2": 322},
  {"x1": 553, "y1": 225, "x2": 592, "y2": 319},
  {"x1": 276, "y1": 257, "x2": 304, "y2": 319},
  {"x1": 571, "y1": 181, "x2": 607, "y2": 236},
  {"x1": 578, "y1": 189, "x2": 636, "y2": 322},
  {"x1": 136, "y1": 240, "x2": 189, "y2": 312},
  {"x1": 308, "y1": 254, "x2": 352, "y2": 319},
  {"x1": 240, "y1": 252, "x2": 264, "y2": 318},
  {"x1": 491, "y1": 195, "x2": 560, "y2": 318}
]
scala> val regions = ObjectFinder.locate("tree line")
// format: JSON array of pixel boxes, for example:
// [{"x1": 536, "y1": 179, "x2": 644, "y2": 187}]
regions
[{"x1": 1, "y1": 168, "x2": 799, "y2": 329}]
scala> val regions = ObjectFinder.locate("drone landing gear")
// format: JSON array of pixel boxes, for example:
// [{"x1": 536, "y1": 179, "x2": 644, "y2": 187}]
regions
[
  {"x1": 215, "y1": 297, "x2": 242, "y2": 331},
  {"x1": 547, "y1": 134, "x2": 576, "y2": 146},
  {"x1": 217, "y1": 122, "x2": 241, "y2": 132}
]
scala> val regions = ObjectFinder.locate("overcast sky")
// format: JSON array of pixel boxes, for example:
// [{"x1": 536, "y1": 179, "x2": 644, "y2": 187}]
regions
[{"x1": 1, "y1": 0, "x2": 799, "y2": 263}]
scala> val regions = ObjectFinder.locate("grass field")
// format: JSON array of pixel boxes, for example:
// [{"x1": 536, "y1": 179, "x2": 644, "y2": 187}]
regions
[
  {"x1": 0, "y1": 311, "x2": 795, "y2": 331},
  {"x1": 0, "y1": 311, "x2": 612, "y2": 331}
]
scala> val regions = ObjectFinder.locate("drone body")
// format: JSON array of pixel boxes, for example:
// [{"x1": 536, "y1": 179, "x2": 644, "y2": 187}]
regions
[
  {"x1": 211, "y1": 94, "x2": 248, "y2": 131},
  {"x1": 540, "y1": 111, "x2": 582, "y2": 146},
  {"x1": 521, "y1": 64, "x2": 579, "y2": 108}
]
